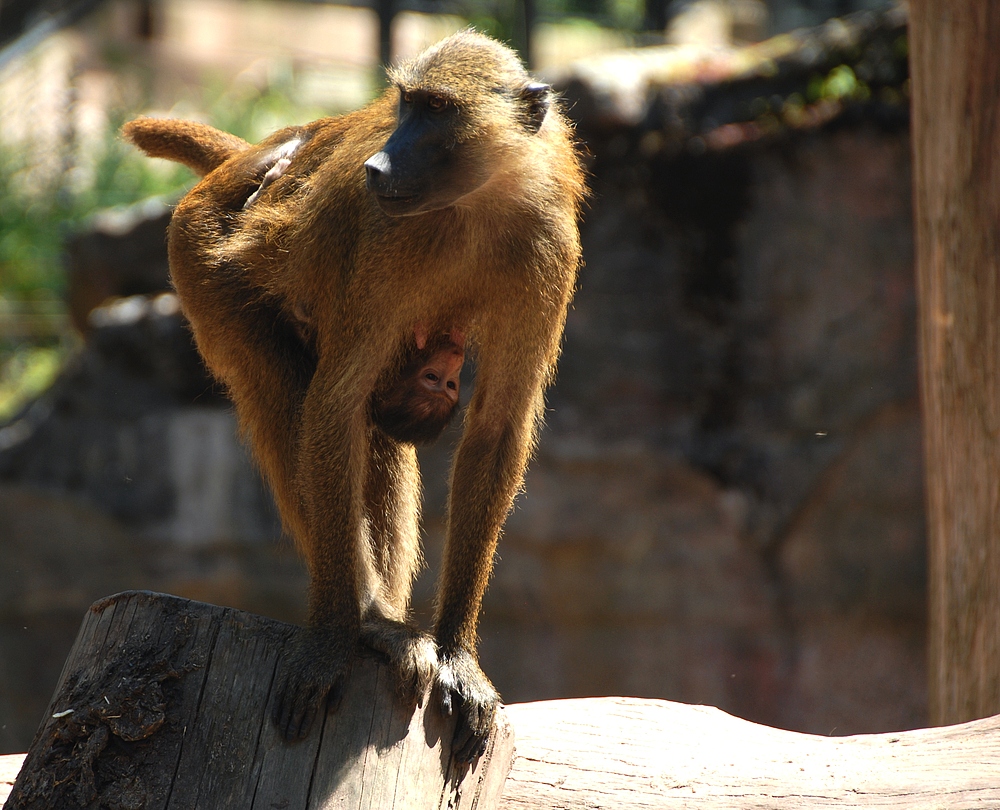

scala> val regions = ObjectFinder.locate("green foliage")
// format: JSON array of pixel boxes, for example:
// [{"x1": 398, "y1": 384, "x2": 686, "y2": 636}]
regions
[
  {"x1": 1, "y1": 75, "x2": 323, "y2": 301},
  {"x1": 463, "y1": 0, "x2": 641, "y2": 59},
  {"x1": 1, "y1": 159, "x2": 64, "y2": 301},
  {"x1": 0, "y1": 72, "x2": 325, "y2": 418},
  {"x1": 603, "y1": 0, "x2": 644, "y2": 31},
  {"x1": 0, "y1": 124, "x2": 189, "y2": 302},
  {"x1": 82, "y1": 116, "x2": 197, "y2": 214},
  {"x1": 532, "y1": 0, "x2": 641, "y2": 27},
  {"x1": 465, "y1": 11, "x2": 514, "y2": 44},
  {"x1": 808, "y1": 63, "x2": 871, "y2": 103},
  {"x1": 191, "y1": 73, "x2": 328, "y2": 145},
  {"x1": 0, "y1": 344, "x2": 66, "y2": 421}
]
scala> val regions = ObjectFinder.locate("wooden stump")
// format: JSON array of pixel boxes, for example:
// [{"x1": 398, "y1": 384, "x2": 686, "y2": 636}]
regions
[{"x1": 3, "y1": 591, "x2": 514, "y2": 810}]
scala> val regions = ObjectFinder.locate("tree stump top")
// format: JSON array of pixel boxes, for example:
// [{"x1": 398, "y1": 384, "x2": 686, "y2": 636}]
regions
[{"x1": 5, "y1": 591, "x2": 514, "y2": 810}]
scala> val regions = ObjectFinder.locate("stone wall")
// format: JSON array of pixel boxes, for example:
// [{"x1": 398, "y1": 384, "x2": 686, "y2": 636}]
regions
[
  {"x1": 455, "y1": 122, "x2": 924, "y2": 736},
  {"x1": 0, "y1": 118, "x2": 922, "y2": 752}
]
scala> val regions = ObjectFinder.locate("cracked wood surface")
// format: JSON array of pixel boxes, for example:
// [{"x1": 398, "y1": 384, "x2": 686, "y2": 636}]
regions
[
  {"x1": 2, "y1": 591, "x2": 513, "y2": 810},
  {"x1": 500, "y1": 697, "x2": 1000, "y2": 808},
  {"x1": 8, "y1": 698, "x2": 1000, "y2": 809},
  {"x1": 0, "y1": 756, "x2": 19, "y2": 808},
  {"x1": 4, "y1": 592, "x2": 999, "y2": 809}
]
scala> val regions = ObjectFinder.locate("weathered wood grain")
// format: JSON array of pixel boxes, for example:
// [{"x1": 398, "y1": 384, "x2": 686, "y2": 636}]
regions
[
  {"x1": 7, "y1": 592, "x2": 1000, "y2": 810},
  {"x1": 3, "y1": 591, "x2": 513, "y2": 810},
  {"x1": 0, "y1": 754, "x2": 22, "y2": 807},
  {"x1": 910, "y1": 0, "x2": 1000, "y2": 726},
  {"x1": 8, "y1": 695, "x2": 1000, "y2": 809},
  {"x1": 501, "y1": 697, "x2": 1000, "y2": 809}
]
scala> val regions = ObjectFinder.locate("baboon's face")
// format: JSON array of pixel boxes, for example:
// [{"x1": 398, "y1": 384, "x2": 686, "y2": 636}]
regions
[
  {"x1": 364, "y1": 87, "x2": 497, "y2": 217},
  {"x1": 364, "y1": 34, "x2": 552, "y2": 219}
]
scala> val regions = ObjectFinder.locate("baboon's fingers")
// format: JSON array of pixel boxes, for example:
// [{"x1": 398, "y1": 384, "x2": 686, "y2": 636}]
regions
[
  {"x1": 360, "y1": 617, "x2": 438, "y2": 705},
  {"x1": 272, "y1": 675, "x2": 322, "y2": 741},
  {"x1": 435, "y1": 648, "x2": 498, "y2": 762},
  {"x1": 452, "y1": 713, "x2": 490, "y2": 764},
  {"x1": 271, "y1": 631, "x2": 354, "y2": 741}
]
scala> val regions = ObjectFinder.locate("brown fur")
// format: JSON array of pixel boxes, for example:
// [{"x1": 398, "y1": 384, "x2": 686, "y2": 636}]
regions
[
  {"x1": 123, "y1": 30, "x2": 585, "y2": 760},
  {"x1": 125, "y1": 117, "x2": 251, "y2": 176}
]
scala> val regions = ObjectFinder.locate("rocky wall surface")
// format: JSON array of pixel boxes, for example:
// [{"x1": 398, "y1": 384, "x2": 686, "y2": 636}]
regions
[
  {"x1": 459, "y1": 123, "x2": 923, "y2": 736},
  {"x1": 0, "y1": 293, "x2": 307, "y2": 753}
]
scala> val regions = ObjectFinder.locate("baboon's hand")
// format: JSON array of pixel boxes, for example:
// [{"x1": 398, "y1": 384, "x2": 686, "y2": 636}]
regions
[
  {"x1": 436, "y1": 648, "x2": 499, "y2": 763},
  {"x1": 361, "y1": 616, "x2": 438, "y2": 705},
  {"x1": 272, "y1": 628, "x2": 354, "y2": 741}
]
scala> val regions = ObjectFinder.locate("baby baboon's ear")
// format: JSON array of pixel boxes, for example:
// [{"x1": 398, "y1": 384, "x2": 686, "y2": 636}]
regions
[{"x1": 521, "y1": 82, "x2": 551, "y2": 133}]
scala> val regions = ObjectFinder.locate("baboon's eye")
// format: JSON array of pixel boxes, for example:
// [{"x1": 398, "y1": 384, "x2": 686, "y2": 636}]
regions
[
  {"x1": 427, "y1": 94, "x2": 447, "y2": 112},
  {"x1": 402, "y1": 90, "x2": 414, "y2": 104},
  {"x1": 425, "y1": 372, "x2": 440, "y2": 383}
]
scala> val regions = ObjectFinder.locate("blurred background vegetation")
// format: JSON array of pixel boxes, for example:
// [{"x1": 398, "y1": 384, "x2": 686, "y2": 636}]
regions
[{"x1": 0, "y1": 0, "x2": 892, "y2": 421}]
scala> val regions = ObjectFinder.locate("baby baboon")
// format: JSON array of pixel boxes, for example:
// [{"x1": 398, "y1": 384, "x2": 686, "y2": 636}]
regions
[
  {"x1": 372, "y1": 331, "x2": 465, "y2": 446},
  {"x1": 124, "y1": 29, "x2": 585, "y2": 760}
]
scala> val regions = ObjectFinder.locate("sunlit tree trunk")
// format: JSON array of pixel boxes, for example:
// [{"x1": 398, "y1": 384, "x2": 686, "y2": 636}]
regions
[{"x1": 910, "y1": 1, "x2": 1000, "y2": 725}]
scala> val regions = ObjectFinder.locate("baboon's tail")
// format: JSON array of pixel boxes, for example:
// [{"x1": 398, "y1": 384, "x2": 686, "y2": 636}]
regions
[{"x1": 123, "y1": 117, "x2": 250, "y2": 177}]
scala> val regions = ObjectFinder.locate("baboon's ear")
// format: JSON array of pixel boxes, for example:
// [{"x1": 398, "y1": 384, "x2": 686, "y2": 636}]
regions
[{"x1": 521, "y1": 82, "x2": 551, "y2": 133}]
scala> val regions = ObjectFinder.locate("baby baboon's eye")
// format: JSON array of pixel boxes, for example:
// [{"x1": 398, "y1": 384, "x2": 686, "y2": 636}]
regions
[{"x1": 427, "y1": 94, "x2": 447, "y2": 112}]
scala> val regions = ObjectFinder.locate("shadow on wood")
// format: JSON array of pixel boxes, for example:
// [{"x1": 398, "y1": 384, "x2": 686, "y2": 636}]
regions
[{"x1": 4, "y1": 591, "x2": 514, "y2": 810}]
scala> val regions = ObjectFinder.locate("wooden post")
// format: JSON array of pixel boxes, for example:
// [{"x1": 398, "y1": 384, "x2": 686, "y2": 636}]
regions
[
  {"x1": 909, "y1": 2, "x2": 1000, "y2": 725},
  {"x1": 376, "y1": 0, "x2": 394, "y2": 69},
  {"x1": 643, "y1": 0, "x2": 668, "y2": 33},
  {"x1": 3, "y1": 591, "x2": 514, "y2": 810},
  {"x1": 511, "y1": 0, "x2": 535, "y2": 70}
]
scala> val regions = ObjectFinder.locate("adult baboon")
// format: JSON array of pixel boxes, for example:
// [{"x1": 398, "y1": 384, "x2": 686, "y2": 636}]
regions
[{"x1": 125, "y1": 29, "x2": 585, "y2": 760}]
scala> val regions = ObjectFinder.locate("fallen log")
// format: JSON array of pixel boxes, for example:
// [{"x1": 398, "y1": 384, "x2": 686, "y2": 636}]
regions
[
  {"x1": 0, "y1": 757, "x2": 19, "y2": 808},
  {"x1": 7, "y1": 697, "x2": 999, "y2": 809},
  {"x1": 4, "y1": 592, "x2": 999, "y2": 809},
  {"x1": 501, "y1": 697, "x2": 1000, "y2": 808}
]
